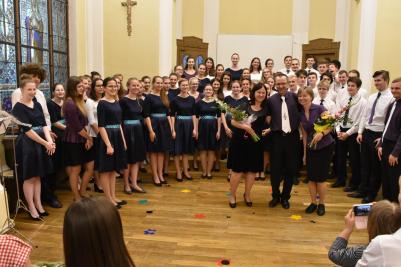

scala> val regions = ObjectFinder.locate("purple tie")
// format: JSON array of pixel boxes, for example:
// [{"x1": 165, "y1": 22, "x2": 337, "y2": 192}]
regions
[{"x1": 368, "y1": 92, "x2": 381, "y2": 124}]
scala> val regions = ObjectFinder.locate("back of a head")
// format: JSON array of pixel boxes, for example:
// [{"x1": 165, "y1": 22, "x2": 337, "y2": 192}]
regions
[
  {"x1": 367, "y1": 200, "x2": 401, "y2": 241},
  {"x1": 63, "y1": 197, "x2": 135, "y2": 267}
]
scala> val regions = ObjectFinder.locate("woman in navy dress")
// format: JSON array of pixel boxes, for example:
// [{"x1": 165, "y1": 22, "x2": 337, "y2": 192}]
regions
[
  {"x1": 182, "y1": 57, "x2": 197, "y2": 80},
  {"x1": 228, "y1": 83, "x2": 268, "y2": 208},
  {"x1": 97, "y1": 77, "x2": 127, "y2": 208},
  {"x1": 63, "y1": 76, "x2": 93, "y2": 202},
  {"x1": 120, "y1": 78, "x2": 146, "y2": 194},
  {"x1": 143, "y1": 76, "x2": 173, "y2": 186},
  {"x1": 215, "y1": 64, "x2": 225, "y2": 81},
  {"x1": 225, "y1": 53, "x2": 243, "y2": 81},
  {"x1": 196, "y1": 64, "x2": 210, "y2": 94},
  {"x1": 171, "y1": 79, "x2": 197, "y2": 181},
  {"x1": 12, "y1": 76, "x2": 55, "y2": 220},
  {"x1": 47, "y1": 83, "x2": 65, "y2": 179},
  {"x1": 298, "y1": 87, "x2": 334, "y2": 216},
  {"x1": 195, "y1": 84, "x2": 221, "y2": 179},
  {"x1": 258, "y1": 83, "x2": 273, "y2": 181}
]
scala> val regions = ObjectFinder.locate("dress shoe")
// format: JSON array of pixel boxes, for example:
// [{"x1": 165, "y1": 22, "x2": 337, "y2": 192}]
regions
[
  {"x1": 46, "y1": 198, "x2": 62, "y2": 209},
  {"x1": 184, "y1": 174, "x2": 193, "y2": 180},
  {"x1": 331, "y1": 181, "x2": 346, "y2": 188},
  {"x1": 305, "y1": 203, "x2": 317, "y2": 214},
  {"x1": 160, "y1": 179, "x2": 168, "y2": 184},
  {"x1": 163, "y1": 172, "x2": 169, "y2": 177},
  {"x1": 115, "y1": 204, "x2": 122, "y2": 209},
  {"x1": 229, "y1": 197, "x2": 236, "y2": 208},
  {"x1": 153, "y1": 181, "x2": 162, "y2": 186},
  {"x1": 124, "y1": 189, "x2": 133, "y2": 195},
  {"x1": 117, "y1": 200, "x2": 127, "y2": 206},
  {"x1": 39, "y1": 210, "x2": 49, "y2": 217},
  {"x1": 207, "y1": 175, "x2": 212, "y2": 180},
  {"x1": 343, "y1": 186, "x2": 357, "y2": 192},
  {"x1": 269, "y1": 198, "x2": 280, "y2": 208},
  {"x1": 29, "y1": 214, "x2": 41, "y2": 221},
  {"x1": 176, "y1": 177, "x2": 184, "y2": 182},
  {"x1": 131, "y1": 187, "x2": 146, "y2": 193},
  {"x1": 94, "y1": 183, "x2": 104, "y2": 193},
  {"x1": 317, "y1": 204, "x2": 325, "y2": 216},
  {"x1": 362, "y1": 196, "x2": 374, "y2": 204},
  {"x1": 259, "y1": 175, "x2": 266, "y2": 181},
  {"x1": 281, "y1": 199, "x2": 290, "y2": 209},
  {"x1": 201, "y1": 174, "x2": 207, "y2": 179},
  {"x1": 347, "y1": 192, "x2": 364, "y2": 198},
  {"x1": 243, "y1": 194, "x2": 253, "y2": 207}
]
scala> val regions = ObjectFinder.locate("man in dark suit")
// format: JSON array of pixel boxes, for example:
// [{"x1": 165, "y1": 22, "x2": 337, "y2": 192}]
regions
[
  {"x1": 266, "y1": 73, "x2": 301, "y2": 209},
  {"x1": 378, "y1": 77, "x2": 401, "y2": 203}
]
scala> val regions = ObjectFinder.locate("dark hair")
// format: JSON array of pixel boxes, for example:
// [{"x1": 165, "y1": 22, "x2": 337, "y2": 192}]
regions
[
  {"x1": 274, "y1": 72, "x2": 289, "y2": 82},
  {"x1": 103, "y1": 77, "x2": 116, "y2": 87},
  {"x1": 152, "y1": 76, "x2": 169, "y2": 108},
  {"x1": 296, "y1": 69, "x2": 307, "y2": 78},
  {"x1": 283, "y1": 55, "x2": 292, "y2": 61},
  {"x1": 141, "y1": 76, "x2": 151, "y2": 82},
  {"x1": 320, "y1": 72, "x2": 333, "y2": 83},
  {"x1": 211, "y1": 78, "x2": 224, "y2": 101},
  {"x1": 373, "y1": 70, "x2": 390, "y2": 82},
  {"x1": 222, "y1": 71, "x2": 232, "y2": 88},
  {"x1": 347, "y1": 76, "x2": 362, "y2": 88},
  {"x1": 20, "y1": 63, "x2": 46, "y2": 82},
  {"x1": 265, "y1": 58, "x2": 274, "y2": 67},
  {"x1": 205, "y1": 57, "x2": 216, "y2": 76},
  {"x1": 51, "y1": 83, "x2": 64, "y2": 94},
  {"x1": 329, "y1": 59, "x2": 341, "y2": 70},
  {"x1": 65, "y1": 76, "x2": 86, "y2": 116},
  {"x1": 178, "y1": 78, "x2": 189, "y2": 87},
  {"x1": 307, "y1": 72, "x2": 318, "y2": 79},
  {"x1": 19, "y1": 74, "x2": 35, "y2": 89},
  {"x1": 249, "y1": 57, "x2": 262, "y2": 72},
  {"x1": 349, "y1": 69, "x2": 361, "y2": 78},
  {"x1": 90, "y1": 71, "x2": 100, "y2": 79},
  {"x1": 250, "y1": 83, "x2": 267, "y2": 105},
  {"x1": 169, "y1": 73, "x2": 178, "y2": 79},
  {"x1": 89, "y1": 78, "x2": 103, "y2": 101},
  {"x1": 184, "y1": 57, "x2": 196, "y2": 70},
  {"x1": 338, "y1": 70, "x2": 348, "y2": 76},
  {"x1": 63, "y1": 197, "x2": 135, "y2": 267}
]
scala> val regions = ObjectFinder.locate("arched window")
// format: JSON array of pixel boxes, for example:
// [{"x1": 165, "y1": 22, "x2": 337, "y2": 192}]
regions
[{"x1": 0, "y1": 0, "x2": 69, "y2": 111}]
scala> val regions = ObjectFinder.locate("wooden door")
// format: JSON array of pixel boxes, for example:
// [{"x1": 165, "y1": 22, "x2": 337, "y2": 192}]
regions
[
  {"x1": 302, "y1": 38, "x2": 340, "y2": 67},
  {"x1": 177, "y1": 37, "x2": 208, "y2": 68}
]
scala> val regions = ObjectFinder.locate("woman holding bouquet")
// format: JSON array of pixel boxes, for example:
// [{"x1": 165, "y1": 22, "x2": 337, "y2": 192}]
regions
[
  {"x1": 298, "y1": 87, "x2": 334, "y2": 216},
  {"x1": 227, "y1": 83, "x2": 268, "y2": 208}
]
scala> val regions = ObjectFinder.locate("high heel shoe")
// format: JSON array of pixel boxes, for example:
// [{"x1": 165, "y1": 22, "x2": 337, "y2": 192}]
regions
[
  {"x1": 153, "y1": 181, "x2": 162, "y2": 187},
  {"x1": 117, "y1": 200, "x2": 127, "y2": 206},
  {"x1": 94, "y1": 183, "x2": 104, "y2": 193},
  {"x1": 183, "y1": 174, "x2": 193, "y2": 180},
  {"x1": 229, "y1": 196, "x2": 237, "y2": 208},
  {"x1": 243, "y1": 193, "x2": 253, "y2": 207},
  {"x1": 131, "y1": 186, "x2": 146, "y2": 193},
  {"x1": 29, "y1": 213, "x2": 41, "y2": 221},
  {"x1": 39, "y1": 210, "x2": 49, "y2": 217}
]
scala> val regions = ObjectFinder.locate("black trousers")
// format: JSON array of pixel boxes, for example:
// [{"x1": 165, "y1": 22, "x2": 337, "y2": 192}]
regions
[
  {"x1": 381, "y1": 139, "x2": 401, "y2": 203},
  {"x1": 270, "y1": 131, "x2": 299, "y2": 200},
  {"x1": 357, "y1": 130, "x2": 382, "y2": 198},
  {"x1": 336, "y1": 131, "x2": 361, "y2": 187}
]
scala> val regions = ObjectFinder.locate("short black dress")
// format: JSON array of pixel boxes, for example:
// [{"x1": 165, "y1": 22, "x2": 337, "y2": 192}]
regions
[
  {"x1": 97, "y1": 100, "x2": 127, "y2": 172},
  {"x1": 221, "y1": 95, "x2": 249, "y2": 150},
  {"x1": 170, "y1": 95, "x2": 196, "y2": 155},
  {"x1": 143, "y1": 94, "x2": 172, "y2": 153},
  {"x1": 195, "y1": 99, "x2": 221, "y2": 151},
  {"x1": 120, "y1": 97, "x2": 146, "y2": 164},
  {"x1": 12, "y1": 102, "x2": 53, "y2": 180},
  {"x1": 227, "y1": 103, "x2": 267, "y2": 173},
  {"x1": 47, "y1": 99, "x2": 65, "y2": 170}
]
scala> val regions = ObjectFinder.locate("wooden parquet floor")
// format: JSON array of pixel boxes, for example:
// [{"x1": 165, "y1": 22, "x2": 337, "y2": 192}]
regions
[{"x1": 10, "y1": 166, "x2": 367, "y2": 267}]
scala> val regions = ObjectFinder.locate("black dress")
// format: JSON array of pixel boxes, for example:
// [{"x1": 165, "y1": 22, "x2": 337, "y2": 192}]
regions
[
  {"x1": 120, "y1": 97, "x2": 146, "y2": 164},
  {"x1": 225, "y1": 68, "x2": 243, "y2": 81},
  {"x1": 47, "y1": 99, "x2": 65, "y2": 170},
  {"x1": 221, "y1": 95, "x2": 249, "y2": 149},
  {"x1": 195, "y1": 100, "x2": 221, "y2": 151},
  {"x1": 198, "y1": 77, "x2": 210, "y2": 94},
  {"x1": 12, "y1": 102, "x2": 53, "y2": 180},
  {"x1": 143, "y1": 94, "x2": 172, "y2": 153},
  {"x1": 97, "y1": 100, "x2": 127, "y2": 172},
  {"x1": 227, "y1": 103, "x2": 267, "y2": 173},
  {"x1": 168, "y1": 88, "x2": 180, "y2": 102},
  {"x1": 170, "y1": 95, "x2": 196, "y2": 155}
]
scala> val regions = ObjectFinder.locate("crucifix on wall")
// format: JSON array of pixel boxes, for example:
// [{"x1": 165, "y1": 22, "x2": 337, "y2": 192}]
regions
[{"x1": 121, "y1": 0, "x2": 137, "y2": 36}]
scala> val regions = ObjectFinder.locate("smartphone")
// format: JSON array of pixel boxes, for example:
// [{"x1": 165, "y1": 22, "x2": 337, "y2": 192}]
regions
[{"x1": 353, "y1": 203, "x2": 373, "y2": 216}]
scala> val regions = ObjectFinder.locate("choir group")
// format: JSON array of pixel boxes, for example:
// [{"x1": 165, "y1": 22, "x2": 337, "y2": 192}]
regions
[{"x1": 10, "y1": 53, "x2": 401, "y2": 220}]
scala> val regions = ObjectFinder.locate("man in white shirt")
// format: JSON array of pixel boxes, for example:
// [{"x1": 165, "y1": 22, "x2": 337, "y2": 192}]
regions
[
  {"x1": 290, "y1": 58, "x2": 300, "y2": 73},
  {"x1": 312, "y1": 80, "x2": 336, "y2": 114},
  {"x1": 308, "y1": 72, "x2": 319, "y2": 96},
  {"x1": 278, "y1": 55, "x2": 294, "y2": 76},
  {"x1": 288, "y1": 75, "x2": 299, "y2": 93},
  {"x1": 295, "y1": 69, "x2": 307, "y2": 88},
  {"x1": 335, "y1": 70, "x2": 349, "y2": 103},
  {"x1": 349, "y1": 70, "x2": 394, "y2": 202},
  {"x1": 317, "y1": 61, "x2": 329, "y2": 78},
  {"x1": 305, "y1": 56, "x2": 320, "y2": 77},
  {"x1": 329, "y1": 60, "x2": 342, "y2": 95},
  {"x1": 332, "y1": 77, "x2": 367, "y2": 190},
  {"x1": 348, "y1": 69, "x2": 368, "y2": 99}
]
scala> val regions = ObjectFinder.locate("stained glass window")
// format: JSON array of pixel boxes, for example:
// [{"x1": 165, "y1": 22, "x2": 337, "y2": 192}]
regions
[{"x1": 0, "y1": 0, "x2": 69, "y2": 111}]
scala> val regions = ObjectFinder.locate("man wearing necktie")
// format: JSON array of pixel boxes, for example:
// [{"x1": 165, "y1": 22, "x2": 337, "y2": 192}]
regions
[
  {"x1": 378, "y1": 77, "x2": 401, "y2": 203},
  {"x1": 334, "y1": 77, "x2": 367, "y2": 191},
  {"x1": 266, "y1": 73, "x2": 300, "y2": 209},
  {"x1": 352, "y1": 70, "x2": 393, "y2": 203},
  {"x1": 278, "y1": 55, "x2": 294, "y2": 76}
]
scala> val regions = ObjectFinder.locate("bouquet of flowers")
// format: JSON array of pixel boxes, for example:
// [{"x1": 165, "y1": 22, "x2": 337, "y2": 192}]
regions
[{"x1": 216, "y1": 100, "x2": 260, "y2": 142}]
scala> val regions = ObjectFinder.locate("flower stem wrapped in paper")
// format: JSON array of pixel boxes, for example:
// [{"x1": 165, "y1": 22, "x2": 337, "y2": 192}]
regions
[{"x1": 217, "y1": 100, "x2": 260, "y2": 142}]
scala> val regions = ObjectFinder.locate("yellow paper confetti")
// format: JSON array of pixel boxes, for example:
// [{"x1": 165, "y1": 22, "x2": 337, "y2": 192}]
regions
[
  {"x1": 290, "y1": 215, "x2": 302, "y2": 221},
  {"x1": 180, "y1": 189, "x2": 191, "y2": 193}
]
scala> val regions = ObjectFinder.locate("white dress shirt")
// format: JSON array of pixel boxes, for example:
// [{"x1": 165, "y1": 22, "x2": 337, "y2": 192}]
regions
[
  {"x1": 356, "y1": 228, "x2": 401, "y2": 267},
  {"x1": 336, "y1": 93, "x2": 367, "y2": 136},
  {"x1": 305, "y1": 67, "x2": 320, "y2": 77},
  {"x1": 313, "y1": 95, "x2": 336, "y2": 114},
  {"x1": 11, "y1": 88, "x2": 51, "y2": 127},
  {"x1": 250, "y1": 72, "x2": 262, "y2": 83},
  {"x1": 278, "y1": 68, "x2": 294, "y2": 76},
  {"x1": 85, "y1": 98, "x2": 99, "y2": 137},
  {"x1": 358, "y1": 89, "x2": 394, "y2": 134}
]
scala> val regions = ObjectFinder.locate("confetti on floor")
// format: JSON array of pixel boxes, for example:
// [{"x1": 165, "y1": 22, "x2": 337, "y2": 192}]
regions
[
  {"x1": 146, "y1": 210, "x2": 153, "y2": 214},
  {"x1": 195, "y1": 213, "x2": 205, "y2": 219},
  {"x1": 138, "y1": 199, "x2": 148, "y2": 205},
  {"x1": 180, "y1": 189, "x2": 191, "y2": 193},
  {"x1": 290, "y1": 215, "x2": 302, "y2": 221},
  {"x1": 144, "y1": 229, "x2": 156, "y2": 235},
  {"x1": 217, "y1": 258, "x2": 231, "y2": 266}
]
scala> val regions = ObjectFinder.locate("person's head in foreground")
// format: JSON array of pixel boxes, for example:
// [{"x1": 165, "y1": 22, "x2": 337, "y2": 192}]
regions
[{"x1": 63, "y1": 197, "x2": 135, "y2": 267}]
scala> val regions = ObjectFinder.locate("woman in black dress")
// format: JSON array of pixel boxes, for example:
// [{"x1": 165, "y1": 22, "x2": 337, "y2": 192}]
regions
[
  {"x1": 215, "y1": 64, "x2": 225, "y2": 81},
  {"x1": 12, "y1": 76, "x2": 55, "y2": 220},
  {"x1": 171, "y1": 79, "x2": 197, "y2": 181},
  {"x1": 97, "y1": 77, "x2": 127, "y2": 208},
  {"x1": 225, "y1": 53, "x2": 243, "y2": 81},
  {"x1": 63, "y1": 76, "x2": 93, "y2": 201},
  {"x1": 143, "y1": 76, "x2": 173, "y2": 186},
  {"x1": 47, "y1": 83, "x2": 66, "y2": 183},
  {"x1": 195, "y1": 84, "x2": 221, "y2": 178},
  {"x1": 120, "y1": 78, "x2": 146, "y2": 194},
  {"x1": 196, "y1": 64, "x2": 210, "y2": 94},
  {"x1": 211, "y1": 78, "x2": 224, "y2": 171},
  {"x1": 228, "y1": 83, "x2": 268, "y2": 208},
  {"x1": 182, "y1": 57, "x2": 197, "y2": 80}
]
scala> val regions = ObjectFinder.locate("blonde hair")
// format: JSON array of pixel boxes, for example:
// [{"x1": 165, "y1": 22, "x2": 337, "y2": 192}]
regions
[
  {"x1": 19, "y1": 74, "x2": 35, "y2": 89},
  {"x1": 297, "y1": 86, "x2": 314, "y2": 99},
  {"x1": 318, "y1": 80, "x2": 330, "y2": 90}
]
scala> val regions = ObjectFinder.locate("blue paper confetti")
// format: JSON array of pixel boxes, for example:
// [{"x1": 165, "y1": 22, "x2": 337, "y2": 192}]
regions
[
  {"x1": 144, "y1": 229, "x2": 156, "y2": 235},
  {"x1": 138, "y1": 199, "x2": 148, "y2": 205}
]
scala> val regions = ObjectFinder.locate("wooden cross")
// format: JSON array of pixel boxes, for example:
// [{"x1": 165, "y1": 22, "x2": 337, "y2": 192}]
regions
[{"x1": 121, "y1": 0, "x2": 137, "y2": 36}]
